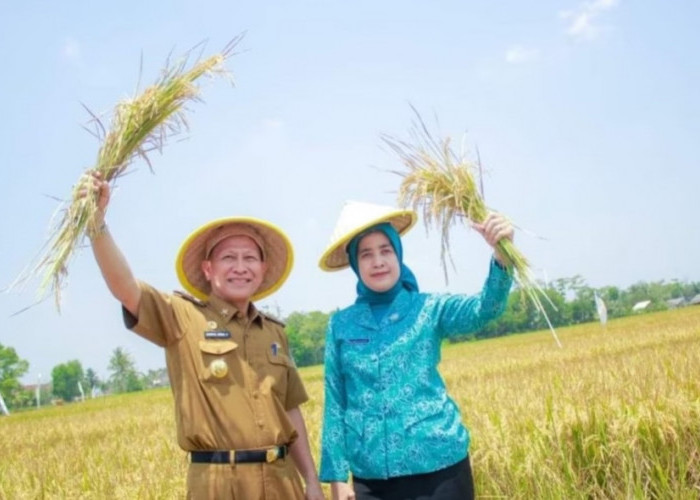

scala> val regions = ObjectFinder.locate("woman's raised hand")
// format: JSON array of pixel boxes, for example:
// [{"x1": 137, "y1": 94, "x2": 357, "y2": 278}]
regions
[{"x1": 472, "y1": 212, "x2": 514, "y2": 266}]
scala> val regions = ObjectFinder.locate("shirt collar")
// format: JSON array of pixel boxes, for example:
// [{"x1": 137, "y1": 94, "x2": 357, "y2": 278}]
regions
[
  {"x1": 353, "y1": 288, "x2": 414, "y2": 330},
  {"x1": 206, "y1": 295, "x2": 263, "y2": 326}
]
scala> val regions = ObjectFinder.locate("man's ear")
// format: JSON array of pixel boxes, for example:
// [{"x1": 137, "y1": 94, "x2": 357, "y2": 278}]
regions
[{"x1": 201, "y1": 260, "x2": 212, "y2": 281}]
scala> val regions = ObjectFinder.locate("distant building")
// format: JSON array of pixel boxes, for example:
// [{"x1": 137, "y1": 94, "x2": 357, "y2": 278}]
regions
[
  {"x1": 689, "y1": 294, "x2": 700, "y2": 306},
  {"x1": 666, "y1": 297, "x2": 687, "y2": 309},
  {"x1": 632, "y1": 300, "x2": 652, "y2": 312},
  {"x1": 22, "y1": 382, "x2": 51, "y2": 393}
]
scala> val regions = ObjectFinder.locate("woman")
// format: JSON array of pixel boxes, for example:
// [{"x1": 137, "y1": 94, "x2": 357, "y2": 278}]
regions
[{"x1": 318, "y1": 201, "x2": 514, "y2": 500}]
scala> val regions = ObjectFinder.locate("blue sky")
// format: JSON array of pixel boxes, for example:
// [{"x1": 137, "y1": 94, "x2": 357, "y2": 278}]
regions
[{"x1": 1, "y1": 1, "x2": 698, "y2": 384}]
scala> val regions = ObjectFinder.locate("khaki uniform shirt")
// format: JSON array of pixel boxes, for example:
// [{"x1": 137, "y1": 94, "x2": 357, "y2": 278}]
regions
[{"x1": 123, "y1": 281, "x2": 308, "y2": 452}]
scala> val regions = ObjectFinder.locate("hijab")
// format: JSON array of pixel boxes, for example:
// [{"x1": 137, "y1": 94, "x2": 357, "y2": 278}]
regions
[{"x1": 346, "y1": 222, "x2": 419, "y2": 320}]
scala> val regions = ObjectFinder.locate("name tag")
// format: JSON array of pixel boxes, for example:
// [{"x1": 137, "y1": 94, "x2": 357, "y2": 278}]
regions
[{"x1": 204, "y1": 330, "x2": 231, "y2": 339}]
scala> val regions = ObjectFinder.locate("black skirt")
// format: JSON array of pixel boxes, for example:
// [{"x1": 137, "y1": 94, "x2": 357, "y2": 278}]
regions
[{"x1": 353, "y1": 456, "x2": 474, "y2": 500}]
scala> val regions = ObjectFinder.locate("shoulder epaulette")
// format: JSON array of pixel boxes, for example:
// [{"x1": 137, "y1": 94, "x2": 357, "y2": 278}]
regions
[
  {"x1": 173, "y1": 290, "x2": 207, "y2": 307},
  {"x1": 260, "y1": 311, "x2": 286, "y2": 327}
]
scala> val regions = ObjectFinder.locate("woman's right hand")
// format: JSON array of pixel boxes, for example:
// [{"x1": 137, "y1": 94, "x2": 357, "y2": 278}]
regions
[{"x1": 330, "y1": 481, "x2": 355, "y2": 500}]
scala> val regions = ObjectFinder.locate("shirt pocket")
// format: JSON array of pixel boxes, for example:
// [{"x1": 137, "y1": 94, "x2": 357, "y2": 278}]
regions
[
  {"x1": 266, "y1": 350, "x2": 292, "y2": 400},
  {"x1": 198, "y1": 340, "x2": 238, "y2": 384},
  {"x1": 337, "y1": 331, "x2": 375, "y2": 376}
]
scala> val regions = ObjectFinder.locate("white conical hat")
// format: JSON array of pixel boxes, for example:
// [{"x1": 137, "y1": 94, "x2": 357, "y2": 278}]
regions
[{"x1": 318, "y1": 201, "x2": 417, "y2": 271}]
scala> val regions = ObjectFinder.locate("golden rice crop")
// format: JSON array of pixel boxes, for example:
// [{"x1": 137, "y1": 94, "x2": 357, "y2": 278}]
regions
[
  {"x1": 383, "y1": 107, "x2": 562, "y2": 347},
  {"x1": 11, "y1": 38, "x2": 240, "y2": 311},
  {"x1": 1, "y1": 308, "x2": 698, "y2": 498}
]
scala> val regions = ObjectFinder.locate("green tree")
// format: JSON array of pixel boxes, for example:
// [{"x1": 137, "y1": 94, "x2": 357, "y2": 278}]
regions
[
  {"x1": 84, "y1": 368, "x2": 100, "y2": 392},
  {"x1": 445, "y1": 277, "x2": 700, "y2": 345},
  {"x1": 51, "y1": 360, "x2": 84, "y2": 401},
  {"x1": 9, "y1": 388, "x2": 34, "y2": 409},
  {"x1": 681, "y1": 281, "x2": 700, "y2": 298},
  {"x1": 551, "y1": 275, "x2": 596, "y2": 324},
  {"x1": 285, "y1": 311, "x2": 329, "y2": 367},
  {"x1": 142, "y1": 368, "x2": 168, "y2": 388},
  {"x1": 570, "y1": 286, "x2": 595, "y2": 324},
  {"x1": 475, "y1": 288, "x2": 527, "y2": 339},
  {"x1": 0, "y1": 344, "x2": 29, "y2": 409},
  {"x1": 83, "y1": 368, "x2": 106, "y2": 397},
  {"x1": 598, "y1": 285, "x2": 624, "y2": 318},
  {"x1": 534, "y1": 286, "x2": 569, "y2": 329},
  {"x1": 108, "y1": 347, "x2": 143, "y2": 393}
]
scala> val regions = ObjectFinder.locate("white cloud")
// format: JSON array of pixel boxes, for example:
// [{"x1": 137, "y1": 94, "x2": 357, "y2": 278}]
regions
[
  {"x1": 560, "y1": 0, "x2": 620, "y2": 42},
  {"x1": 505, "y1": 45, "x2": 540, "y2": 64}
]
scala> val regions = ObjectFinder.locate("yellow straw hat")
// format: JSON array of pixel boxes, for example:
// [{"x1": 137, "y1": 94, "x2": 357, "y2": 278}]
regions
[
  {"x1": 318, "y1": 201, "x2": 417, "y2": 271},
  {"x1": 175, "y1": 217, "x2": 294, "y2": 302}
]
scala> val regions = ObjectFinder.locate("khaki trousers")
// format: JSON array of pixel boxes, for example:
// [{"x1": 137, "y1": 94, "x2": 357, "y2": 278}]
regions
[{"x1": 186, "y1": 457, "x2": 305, "y2": 500}]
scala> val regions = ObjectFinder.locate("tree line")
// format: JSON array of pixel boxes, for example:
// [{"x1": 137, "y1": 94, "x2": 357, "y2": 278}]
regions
[
  {"x1": 0, "y1": 346, "x2": 166, "y2": 410},
  {"x1": 282, "y1": 276, "x2": 700, "y2": 358},
  {"x1": 2, "y1": 276, "x2": 699, "y2": 411}
]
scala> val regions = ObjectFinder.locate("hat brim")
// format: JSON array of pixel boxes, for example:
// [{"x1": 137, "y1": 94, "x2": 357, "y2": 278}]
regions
[
  {"x1": 175, "y1": 217, "x2": 294, "y2": 302},
  {"x1": 318, "y1": 209, "x2": 417, "y2": 271}
]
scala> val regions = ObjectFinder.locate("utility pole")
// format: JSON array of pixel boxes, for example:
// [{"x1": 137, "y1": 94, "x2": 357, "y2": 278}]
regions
[
  {"x1": 36, "y1": 373, "x2": 42, "y2": 408},
  {"x1": 0, "y1": 392, "x2": 10, "y2": 416}
]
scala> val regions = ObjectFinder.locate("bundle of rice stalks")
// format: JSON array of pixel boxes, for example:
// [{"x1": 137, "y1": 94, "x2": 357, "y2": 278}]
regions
[
  {"x1": 12, "y1": 38, "x2": 241, "y2": 311},
  {"x1": 382, "y1": 109, "x2": 562, "y2": 348}
]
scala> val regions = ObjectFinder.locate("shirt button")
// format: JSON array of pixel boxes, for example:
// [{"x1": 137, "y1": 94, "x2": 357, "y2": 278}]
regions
[
  {"x1": 253, "y1": 391, "x2": 259, "y2": 399},
  {"x1": 222, "y1": 308, "x2": 229, "y2": 315},
  {"x1": 256, "y1": 420, "x2": 264, "y2": 428}
]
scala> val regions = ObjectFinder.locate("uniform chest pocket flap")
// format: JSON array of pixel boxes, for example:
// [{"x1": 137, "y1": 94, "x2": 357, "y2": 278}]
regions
[
  {"x1": 336, "y1": 329, "x2": 372, "y2": 346},
  {"x1": 267, "y1": 351, "x2": 292, "y2": 367},
  {"x1": 199, "y1": 340, "x2": 238, "y2": 355},
  {"x1": 199, "y1": 340, "x2": 238, "y2": 384}
]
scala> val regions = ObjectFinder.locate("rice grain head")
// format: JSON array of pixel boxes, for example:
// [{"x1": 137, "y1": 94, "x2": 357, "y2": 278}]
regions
[
  {"x1": 384, "y1": 108, "x2": 562, "y2": 347},
  {"x1": 11, "y1": 39, "x2": 240, "y2": 311}
]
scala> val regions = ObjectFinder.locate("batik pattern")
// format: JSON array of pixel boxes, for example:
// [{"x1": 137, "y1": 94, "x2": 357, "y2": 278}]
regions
[{"x1": 320, "y1": 259, "x2": 512, "y2": 481}]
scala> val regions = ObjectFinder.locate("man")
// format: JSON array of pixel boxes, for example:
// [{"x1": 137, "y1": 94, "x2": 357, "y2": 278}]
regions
[{"x1": 87, "y1": 174, "x2": 323, "y2": 499}]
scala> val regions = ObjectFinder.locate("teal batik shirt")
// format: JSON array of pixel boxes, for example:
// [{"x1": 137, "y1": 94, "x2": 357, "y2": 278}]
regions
[{"x1": 319, "y1": 259, "x2": 512, "y2": 481}]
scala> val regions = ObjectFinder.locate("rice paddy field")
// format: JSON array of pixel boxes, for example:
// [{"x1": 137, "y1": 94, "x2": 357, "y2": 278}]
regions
[{"x1": 1, "y1": 307, "x2": 698, "y2": 499}]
